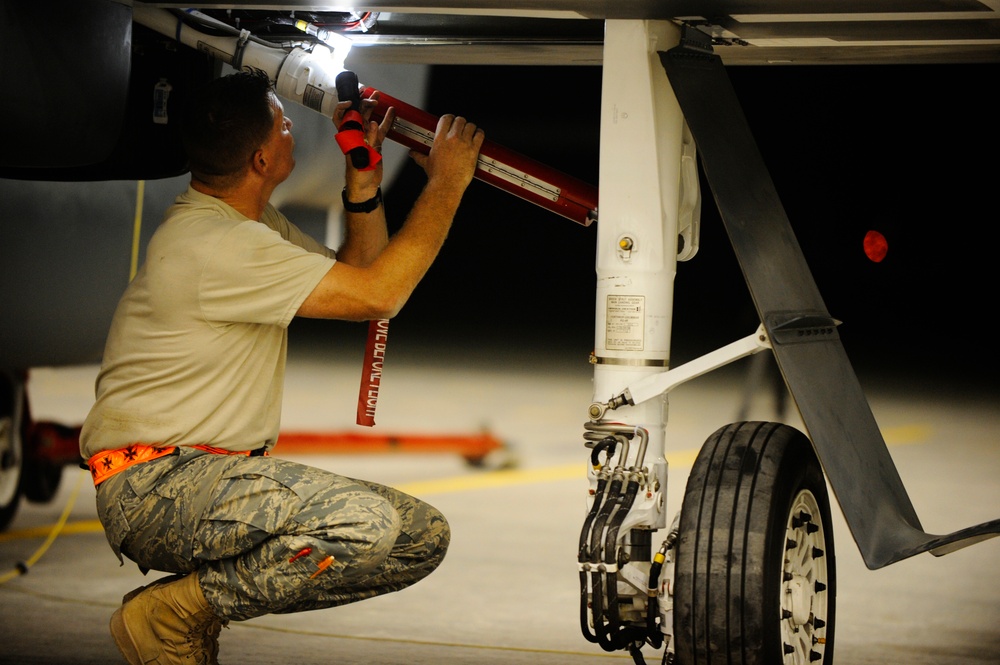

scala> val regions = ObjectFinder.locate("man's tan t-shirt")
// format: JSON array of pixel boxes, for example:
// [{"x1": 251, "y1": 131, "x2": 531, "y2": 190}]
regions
[{"x1": 80, "y1": 186, "x2": 335, "y2": 458}]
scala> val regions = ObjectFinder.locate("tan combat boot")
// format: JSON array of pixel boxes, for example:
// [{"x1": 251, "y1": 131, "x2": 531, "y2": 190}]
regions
[{"x1": 110, "y1": 571, "x2": 224, "y2": 665}]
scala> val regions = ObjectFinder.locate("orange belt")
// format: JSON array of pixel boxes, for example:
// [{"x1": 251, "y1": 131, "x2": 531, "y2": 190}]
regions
[{"x1": 88, "y1": 443, "x2": 267, "y2": 486}]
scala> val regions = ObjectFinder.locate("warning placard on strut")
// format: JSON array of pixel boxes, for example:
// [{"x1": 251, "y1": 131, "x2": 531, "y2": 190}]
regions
[{"x1": 605, "y1": 295, "x2": 645, "y2": 351}]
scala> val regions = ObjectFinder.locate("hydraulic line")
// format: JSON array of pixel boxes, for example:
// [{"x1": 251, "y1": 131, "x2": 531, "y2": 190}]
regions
[
  {"x1": 579, "y1": 437, "x2": 616, "y2": 559},
  {"x1": 579, "y1": 422, "x2": 654, "y2": 652},
  {"x1": 579, "y1": 568, "x2": 599, "y2": 643},
  {"x1": 579, "y1": 436, "x2": 617, "y2": 643},
  {"x1": 587, "y1": 471, "x2": 623, "y2": 564},
  {"x1": 580, "y1": 427, "x2": 628, "y2": 648},
  {"x1": 603, "y1": 477, "x2": 640, "y2": 581},
  {"x1": 586, "y1": 467, "x2": 623, "y2": 651},
  {"x1": 584, "y1": 422, "x2": 649, "y2": 470},
  {"x1": 589, "y1": 436, "x2": 617, "y2": 468},
  {"x1": 600, "y1": 476, "x2": 641, "y2": 650},
  {"x1": 645, "y1": 536, "x2": 673, "y2": 649},
  {"x1": 646, "y1": 548, "x2": 666, "y2": 647},
  {"x1": 589, "y1": 567, "x2": 608, "y2": 648}
]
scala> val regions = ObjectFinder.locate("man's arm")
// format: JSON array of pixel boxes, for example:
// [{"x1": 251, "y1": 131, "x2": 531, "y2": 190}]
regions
[
  {"x1": 297, "y1": 113, "x2": 484, "y2": 321},
  {"x1": 334, "y1": 98, "x2": 393, "y2": 268},
  {"x1": 335, "y1": 194, "x2": 389, "y2": 268}
]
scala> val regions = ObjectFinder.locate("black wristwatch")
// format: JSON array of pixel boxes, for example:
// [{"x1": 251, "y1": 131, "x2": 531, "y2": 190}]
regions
[{"x1": 342, "y1": 187, "x2": 382, "y2": 213}]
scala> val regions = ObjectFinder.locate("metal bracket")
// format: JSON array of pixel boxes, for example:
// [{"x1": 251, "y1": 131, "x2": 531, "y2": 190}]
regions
[{"x1": 591, "y1": 324, "x2": 771, "y2": 419}]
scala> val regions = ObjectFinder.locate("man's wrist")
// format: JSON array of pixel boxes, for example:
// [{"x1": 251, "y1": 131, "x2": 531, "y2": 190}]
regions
[{"x1": 342, "y1": 187, "x2": 383, "y2": 213}]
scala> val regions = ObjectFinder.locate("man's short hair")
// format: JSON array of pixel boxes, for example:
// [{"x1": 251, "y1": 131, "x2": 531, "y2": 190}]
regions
[{"x1": 181, "y1": 68, "x2": 276, "y2": 186}]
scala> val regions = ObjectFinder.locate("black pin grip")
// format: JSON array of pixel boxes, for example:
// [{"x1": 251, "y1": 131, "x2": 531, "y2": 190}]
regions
[{"x1": 335, "y1": 71, "x2": 369, "y2": 169}]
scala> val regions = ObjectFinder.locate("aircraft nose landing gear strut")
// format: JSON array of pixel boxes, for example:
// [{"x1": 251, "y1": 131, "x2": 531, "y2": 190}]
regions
[{"x1": 578, "y1": 19, "x2": 998, "y2": 665}]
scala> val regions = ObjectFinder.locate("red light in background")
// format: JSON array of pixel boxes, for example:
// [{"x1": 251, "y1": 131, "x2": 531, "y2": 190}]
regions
[{"x1": 864, "y1": 230, "x2": 888, "y2": 263}]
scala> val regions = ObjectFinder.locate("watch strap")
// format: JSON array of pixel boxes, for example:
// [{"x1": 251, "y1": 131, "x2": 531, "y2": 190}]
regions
[{"x1": 342, "y1": 187, "x2": 383, "y2": 213}]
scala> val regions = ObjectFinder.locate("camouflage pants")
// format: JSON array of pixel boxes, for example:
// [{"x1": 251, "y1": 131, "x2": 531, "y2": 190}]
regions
[{"x1": 95, "y1": 447, "x2": 450, "y2": 621}]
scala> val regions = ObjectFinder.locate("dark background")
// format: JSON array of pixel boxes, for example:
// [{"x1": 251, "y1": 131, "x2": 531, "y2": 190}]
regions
[{"x1": 342, "y1": 62, "x2": 999, "y2": 390}]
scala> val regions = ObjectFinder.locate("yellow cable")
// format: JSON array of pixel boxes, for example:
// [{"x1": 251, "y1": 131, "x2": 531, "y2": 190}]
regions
[
  {"x1": 130, "y1": 180, "x2": 145, "y2": 281},
  {"x1": 0, "y1": 469, "x2": 86, "y2": 585}
]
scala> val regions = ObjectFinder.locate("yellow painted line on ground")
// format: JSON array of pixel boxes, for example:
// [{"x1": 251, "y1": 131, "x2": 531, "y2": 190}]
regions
[
  {"x1": 666, "y1": 449, "x2": 699, "y2": 468},
  {"x1": 0, "y1": 426, "x2": 933, "y2": 543},
  {"x1": 0, "y1": 519, "x2": 105, "y2": 543},
  {"x1": 397, "y1": 462, "x2": 584, "y2": 496},
  {"x1": 883, "y1": 424, "x2": 932, "y2": 446},
  {"x1": 398, "y1": 446, "x2": 707, "y2": 497}
]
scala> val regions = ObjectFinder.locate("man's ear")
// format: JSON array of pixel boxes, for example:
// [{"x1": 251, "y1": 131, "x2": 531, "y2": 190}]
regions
[{"x1": 251, "y1": 148, "x2": 268, "y2": 176}]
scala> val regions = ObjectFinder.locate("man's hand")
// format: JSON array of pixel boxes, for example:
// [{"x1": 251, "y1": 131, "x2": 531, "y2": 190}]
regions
[
  {"x1": 299, "y1": 112, "x2": 485, "y2": 322},
  {"x1": 332, "y1": 92, "x2": 397, "y2": 200},
  {"x1": 410, "y1": 114, "x2": 485, "y2": 195}
]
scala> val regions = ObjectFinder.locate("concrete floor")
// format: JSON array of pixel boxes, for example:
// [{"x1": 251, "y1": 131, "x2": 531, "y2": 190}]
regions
[{"x1": 1, "y1": 340, "x2": 999, "y2": 665}]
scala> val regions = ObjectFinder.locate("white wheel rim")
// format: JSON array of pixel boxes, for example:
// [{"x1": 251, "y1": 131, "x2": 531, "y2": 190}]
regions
[{"x1": 780, "y1": 489, "x2": 830, "y2": 664}]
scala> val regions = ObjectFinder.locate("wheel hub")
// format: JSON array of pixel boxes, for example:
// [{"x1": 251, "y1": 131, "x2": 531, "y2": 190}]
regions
[
  {"x1": 784, "y1": 573, "x2": 811, "y2": 626},
  {"x1": 780, "y1": 489, "x2": 830, "y2": 664}
]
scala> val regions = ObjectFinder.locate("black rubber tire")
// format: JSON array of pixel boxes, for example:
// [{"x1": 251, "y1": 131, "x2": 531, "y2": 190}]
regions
[
  {"x1": 0, "y1": 372, "x2": 24, "y2": 531},
  {"x1": 674, "y1": 421, "x2": 836, "y2": 665},
  {"x1": 22, "y1": 457, "x2": 64, "y2": 504}
]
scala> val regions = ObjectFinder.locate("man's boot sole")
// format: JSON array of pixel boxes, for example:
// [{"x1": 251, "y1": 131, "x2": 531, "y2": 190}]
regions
[{"x1": 110, "y1": 606, "x2": 143, "y2": 665}]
